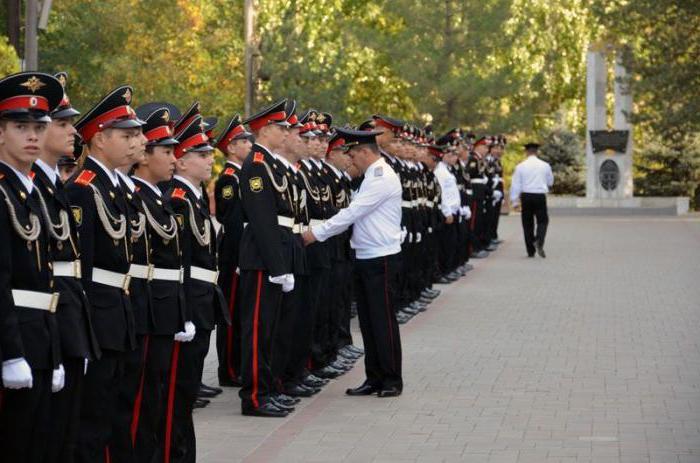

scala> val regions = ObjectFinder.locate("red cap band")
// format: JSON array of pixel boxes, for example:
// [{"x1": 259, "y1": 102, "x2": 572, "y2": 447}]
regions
[
  {"x1": 79, "y1": 105, "x2": 137, "y2": 141},
  {"x1": 326, "y1": 137, "x2": 346, "y2": 155},
  {"x1": 144, "y1": 125, "x2": 173, "y2": 143},
  {"x1": 216, "y1": 125, "x2": 245, "y2": 151},
  {"x1": 175, "y1": 132, "x2": 208, "y2": 158},
  {"x1": 248, "y1": 111, "x2": 287, "y2": 131},
  {"x1": 0, "y1": 95, "x2": 50, "y2": 113}
]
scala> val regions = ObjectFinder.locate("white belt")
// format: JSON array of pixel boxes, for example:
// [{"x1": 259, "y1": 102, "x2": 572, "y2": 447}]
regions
[
  {"x1": 92, "y1": 267, "x2": 131, "y2": 291},
  {"x1": 12, "y1": 289, "x2": 60, "y2": 313},
  {"x1": 401, "y1": 201, "x2": 412, "y2": 208},
  {"x1": 152, "y1": 267, "x2": 183, "y2": 282},
  {"x1": 425, "y1": 200, "x2": 434, "y2": 207},
  {"x1": 129, "y1": 263, "x2": 152, "y2": 280},
  {"x1": 471, "y1": 178, "x2": 487, "y2": 184},
  {"x1": 190, "y1": 266, "x2": 218, "y2": 285},
  {"x1": 466, "y1": 189, "x2": 473, "y2": 195},
  {"x1": 277, "y1": 216, "x2": 295, "y2": 228},
  {"x1": 53, "y1": 260, "x2": 82, "y2": 279},
  {"x1": 309, "y1": 219, "x2": 326, "y2": 228}
]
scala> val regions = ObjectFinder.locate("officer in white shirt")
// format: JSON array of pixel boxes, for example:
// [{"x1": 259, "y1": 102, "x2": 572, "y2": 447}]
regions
[
  {"x1": 510, "y1": 143, "x2": 554, "y2": 258},
  {"x1": 303, "y1": 127, "x2": 404, "y2": 398}
]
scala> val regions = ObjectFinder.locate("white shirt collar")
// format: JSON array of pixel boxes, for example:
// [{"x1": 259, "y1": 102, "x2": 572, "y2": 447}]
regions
[
  {"x1": 226, "y1": 160, "x2": 242, "y2": 169},
  {"x1": 273, "y1": 153, "x2": 296, "y2": 172},
  {"x1": 325, "y1": 161, "x2": 343, "y2": 178},
  {"x1": 35, "y1": 158, "x2": 58, "y2": 186},
  {"x1": 89, "y1": 155, "x2": 120, "y2": 187},
  {"x1": 131, "y1": 176, "x2": 162, "y2": 197},
  {"x1": 174, "y1": 175, "x2": 202, "y2": 199},
  {"x1": 310, "y1": 158, "x2": 323, "y2": 169},
  {"x1": 115, "y1": 170, "x2": 135, "y2": 192},
  {"x1": 0, "y1": 161, "x2": 34, "y2": 193}
]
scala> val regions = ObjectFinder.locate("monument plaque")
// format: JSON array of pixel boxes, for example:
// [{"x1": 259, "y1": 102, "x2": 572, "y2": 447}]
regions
[
  {"x1": 599, "y1": 160, "x2": 620, "y2": 191},
  {"x1": 590, "y1": 130, "x2": 629, "y2": 153}
]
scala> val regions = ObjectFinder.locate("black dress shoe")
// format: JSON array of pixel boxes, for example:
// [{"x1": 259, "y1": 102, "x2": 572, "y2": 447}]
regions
[
  {"x1": 345, "y1": 345, "x2": 364, "y2": 355},
  {"x1": 197, "y1": 387, "x2": 219, "y2": 399},
  {"x1": 305, "y1": 374, "x2": 329, "y2": 385},
  {"x1": 338, "y1": 350, "x2": 360, "y2": 361},
  {"x1": 536, "y1": 242, "x2": 546, "y2": 258},
  {"x1": 314, "y1": 366, "x2": 342, "y2": 379},
  {"x1": 377, "y1": 387, "x2": 402, "y2": 398},
  {"x1": 302, "y1": 377, "x2": 325, "y2": 388},
  {"x1": 271, "y1": 397, "x2": 295, "y2": 412},
  {"x1": 193, "y1": 398, "x2": 210, "y2": 409},
  {"x1": 277, "y1": 393, "x2": 300, "y2": 405},
  {"x1": 200, "y1": 382, "x2": 223, "y2": 395},
  {"x1": 436, "y1": 276, "x2": 452, "y2": 284},
  {"x1": 298, "y1": 383, "x2": 321, "y2": 394},
  {"x1": 346, "y1": 383, "x2": 380, "y2": 396},
  {"x1": 242, "y1": 402, "x2": 288, "y2": 418},
  {"x1": 218, "y1": 376, "x2": 243, "y2": 388},
  {"x1": 286, "y1": 384, "x2": 316, "y2": 397}
]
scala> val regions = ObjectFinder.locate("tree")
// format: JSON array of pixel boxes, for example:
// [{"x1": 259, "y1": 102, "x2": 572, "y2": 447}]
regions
[
  {"x1": 538, "y1": 126, "x2": 585, "y2": 195},
  {"x1": 634, "y1": 134, "x2": 700, "y2": 199},
  {"x1": 0, "y1": 34, "x2": 19, "y2": 75}
]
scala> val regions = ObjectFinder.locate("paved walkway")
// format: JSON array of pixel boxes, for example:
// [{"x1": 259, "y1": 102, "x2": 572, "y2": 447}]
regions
[{"x1": 196, "y1": 214, "x2": 700, "y2": 463}]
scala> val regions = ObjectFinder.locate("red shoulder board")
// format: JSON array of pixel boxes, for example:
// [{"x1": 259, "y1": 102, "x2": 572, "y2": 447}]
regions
[
  {"x1": 223, "y1": 167, "x2": 236, "y2": 176},
  {"x1": 75, "y1": 170, "x2": 97, "y2": 187},
  {"x1": 171, "y1": 188, "x2": 187, "y2": 200},
  {"x1": 253, "y1": 152, "x2": 265, "y2": 164},
  {"x1": 28, "y1": 171, "x2": 36, "y2": 180}
]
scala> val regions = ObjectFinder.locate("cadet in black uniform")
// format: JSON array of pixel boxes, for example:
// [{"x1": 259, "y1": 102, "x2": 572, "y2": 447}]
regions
[
  {"x1": 68, "y1": 85, "x2": 143, "y2": 463},
  {"x1": 34, "y1": 72, "x2": 101, "y2": 463},
  {"x1": 0, "y1": 71, "x2": 64, "y2": 463},
  {"x1": 237, "y1": 99, "x2": 297, "y2": 417},
  {"x1": 130, "y1": 106, "x2": 185, "y2": 463},
  {"x1": 167, "y1": 113, "x2": 227, "y2": 461},
  {"x1": 213, "y1": 115, "x2": 252, "y2": 388}
]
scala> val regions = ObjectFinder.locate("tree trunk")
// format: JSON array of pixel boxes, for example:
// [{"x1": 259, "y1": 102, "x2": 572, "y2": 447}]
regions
[{"x1": 244, "y1": 0, "x2": 256, "y2": 117}]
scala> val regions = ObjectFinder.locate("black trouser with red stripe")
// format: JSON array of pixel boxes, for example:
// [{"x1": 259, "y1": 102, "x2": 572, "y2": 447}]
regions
[
  {"x1": 470, "y1": 189, "x2": 488, "y2": 251},
  {"x1": 333, "y1": 259, "x2": 354, "y2": 350},
  {"x1": 216, "y1": 268, "x2": 241, "y2": 384},
  {"x1": 281, "y1": 276, "x2": 313, "y2": 388},
  {"x1": 76, "y1": 349, "x2": 125, "y2": 463},
  {"x1": 309, "y1": 268, "x2": 333, "y2": 368},
  {"x1": 170, "y1": 328, "x2": 211, "y2": 463},
  {"x1": 111, "y1": 334, "x2": 146, "y2": 462},
  {"x1": 132, "y1": 334, "x2": 173, "y2": 463},
  {"x1": 239, "y1": 270, "x2": 283, "y2": 411},
  {"x1": 354, "y1": 253, "x2": 403, "y2": 390},
  {"x1": 0, "y1": 368, "x2": 52, "y2": 463},
  {"x1": 45, "y1": 357, "x2": 85, "y2": 463}
]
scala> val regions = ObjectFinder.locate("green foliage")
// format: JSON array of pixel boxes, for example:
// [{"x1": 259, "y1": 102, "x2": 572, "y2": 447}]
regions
[
  {"x1": 0, "y1": 35, "x2": 19, "y2": 76},
  {"x1": 634, "y1": 134, "x2": 700, "y2": 199},
  {"x1": 538, "y1": 126, "x2": 585, "y2": 195}
]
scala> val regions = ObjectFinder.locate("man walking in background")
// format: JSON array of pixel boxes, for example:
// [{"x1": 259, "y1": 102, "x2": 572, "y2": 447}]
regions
[{"x1": 510, "y1": 142, "x2": 554, "y2": 258}]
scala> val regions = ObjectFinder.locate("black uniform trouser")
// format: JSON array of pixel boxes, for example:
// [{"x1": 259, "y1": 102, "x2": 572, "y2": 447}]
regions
[
  {"x1": 470, "y1": 190, "x2": 488, "y2": 251},
  {"x1": 133, "y1": 334, "x2": 174, "y2": 463},
  {"x1": 170, "y1": 328, "x2": 211, "y2": 463},
  {"x1": 45, "y1": 357, "x2": 84, "y2": 463},
  {"x1": 239, "y1": 270, "x2": 282, "y2": 410},
  {"x1": 354, "y1": 253, "x2": 403, "y2": 390},
  {"x1": 438, "y1": 221, "x2": 458, "y2": 275},
  {"x1": 216, "y1": 268, "x2": 241, "y2": 383},
  {"x1": 520, "y1": 193, "x2": 549, "y2": 256},
  {"x1": 309, "y1": 268, "x2": 332, "y2": 369},
  {"x1": 456, "y1": 218, "x2": 470, "y2": 266},
  {"x1": 0, "y1": 368, "x2": 52, "y2": 463},
  {"x1": 76, "y1": 349, "x2": 125, "y2": 463},
  {"x1": 111, "y1": 334, "x2": 147, "y2": 462},
  {"x1": 272, "y1": 275, "x2": 306, "y2": 389},
  {"x1": 334, "y1": 259, "x2": 354, "y2": 350}
]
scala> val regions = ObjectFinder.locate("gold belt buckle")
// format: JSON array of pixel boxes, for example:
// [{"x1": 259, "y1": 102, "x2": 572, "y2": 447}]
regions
[
  {"x1": 214, "y1": 270, "x2": 220, "y2": 284},
  {"x1": 49, "y1": 292, "x2": 60, "y2": 313},
  {"x1": 147, "y1": 264, "x2": 155, "y2": 281},
  {"x1": 122, "y1": 274, "x2": 132, "y2": 292},
  {"x1": 74, "y1": 260, "x2": 82, "y2": 279}
]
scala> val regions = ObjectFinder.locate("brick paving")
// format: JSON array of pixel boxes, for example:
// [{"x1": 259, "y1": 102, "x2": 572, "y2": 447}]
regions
[{"x1": 196, "y1": 214, "x2": 700, "y2": 462}]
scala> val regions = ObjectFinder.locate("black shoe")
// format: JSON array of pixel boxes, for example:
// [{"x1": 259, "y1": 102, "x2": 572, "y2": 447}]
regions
[
  {"x1": 536, "y1": 242, "x2": 546, "y2": 258},
  {"x1": 298, "y1": 383, "x2": 321, "y2": 394},
  {"x1": 271, "y1": 397, "x2": 295, "y2": 412},
  {"x1": 472, "y1": 250, "x2": 489, "y2": 259},
  {"x1": 338, "y1": 350, "x2": 360, "y2": 361},
  {"x1": 302, "y1": 377, "x2": 326, "y2": 388},
  {"x1": 330, "y1": 360, "x2": 352, "y2": 371},
  {"x1": 193, "y1": 398, "x2": 210, "y2": 409},
  {"x1": 314, "y1": 366, "x2": 342, "y2": 379},
  {"x1": 436, "y1": 276, "x2": 452, "y2": 284},
  {"x1": 197, "y1": 388, "x2": 219, "y2": 399},
  {"x1": 219, "y1": 376, "x2": 242, "y2": 388},
  {"x1": 377, "y1": 387, "x2": 402, "y2": 398},
  {"x1": 286, "y1": 384, "x2": 316, "y2": 397},
  {"x1": 305, "y1": 374, "x2": 329, "y2": 385},
  {"x1": 345, "y1": 345, "x2": 364, "y2": 355},
  {"x1": 242, "y1": 402, "x2": 289, "y2": 418},
  {"x1": 409, "y1": 301, "x2": 426, "y2": 311},
  {"x1": 426, "y1": 288, "x2": 441, "y2": 297},
  {"x1": 401, "y1": 306, "x2": 419, "y2": 316},
  {"x1": 199, "y1": 383, "x2": 223, "y2": 397},
  {"x1": 276, "y1": 393, "x2": 300, "y2": 405},
  {"x1": 464, "y1": 264, "x2": 474, "y2": 271},
  {"x1": 346, "y1": 382, "x2": 380, "y2": 396},
  {"x1": 418, "y1": 296, "x2": 432, "y2": 304}
]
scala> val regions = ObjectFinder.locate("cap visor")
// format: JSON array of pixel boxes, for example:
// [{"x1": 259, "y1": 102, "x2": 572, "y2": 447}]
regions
[
  {"x1": 189, "y1": 144, "x2": 214, "y2": 153},
  {"x1": 52, "y1": 108, "x2": 81, "y2": 119},
  {"x1": 149, "y1": 137, "x2": 179, "y2": 146},
  {"x1": 111, "y1": 118, "x2": 144, "y2": 129}
]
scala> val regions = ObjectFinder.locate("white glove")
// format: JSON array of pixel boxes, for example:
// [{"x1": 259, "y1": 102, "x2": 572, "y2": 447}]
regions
[
  {"x1": 464, "y1": 205, "x2": 472, "y2": 220},
  {"x1": 400, "y1": 227, "x2": 408, "y2": 244},
  {"x1": 84, "y1": 358, "x2": 89, "y2": 375},
  {"x1": 174, "y1": 321, "x2": 196, "y2": 342},
  {"x1": 2, "y1": 358, "x2": 33, "y2": 389},
  {"x1": 493, "y1": 190, "x2": 503, "y2": 202},
  {"x1": 52, "y1": 364, "x2": 65, "y2": 393},
  {"x1": 428, "y1": 227, "x2": 433, "y2": 234},
  {"x1": 407, "y1": 232, "x2": 413, "y2": 243},
  {"x1": 416, "y1": 232, "x2": 422, "y2": 243},
  {"x1": 492, "y1": 176, "x2": 500, "y2": 188},
  {"x1": 282, "y1": 274, "x2": 295, "y2": 293},
  {"x1": 269, "y1": 274, "x2": 294, "y2": 293},
  {"x1": 235, "y1": 267, "x2": 240, "y2": 275}
]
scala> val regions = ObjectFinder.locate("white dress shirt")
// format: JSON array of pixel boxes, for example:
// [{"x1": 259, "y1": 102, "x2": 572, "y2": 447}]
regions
[
  {"x1": 0, "y1": 161, "x2": 34, "y2": 193},
  {"x1": 510, "y1": 155, "x2": 554, "y2": 203},
  {"x1": 34, "y1": 158, "x2": 59, "y2": 186},
  {"x1": 131, "y1": 175, "x2": 162, "y2": 197},
  {"x1": 115, "y1": 169, "x2": 136, "y2": 192},
  {"x1": 312, "y1": 157, "x2": 402, "y2": 260},
  {"x1": 434, "y1": 161, "x2": 460, "y2": 217},
  {"x1": 89, "y1": 155, "x2": 120, "y2": 187},
  {"x1": 173, "y1": 175, "x2": 202, "y2": 199}
]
